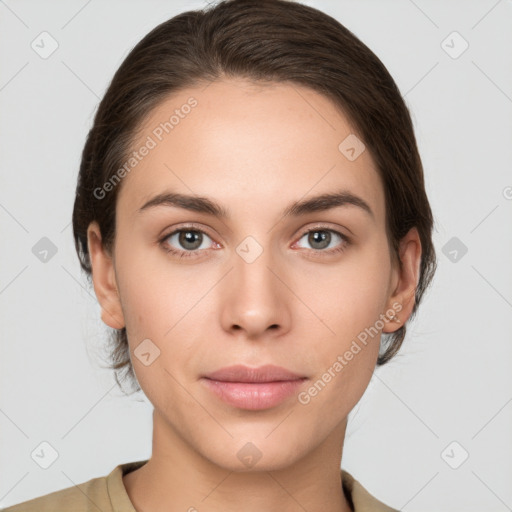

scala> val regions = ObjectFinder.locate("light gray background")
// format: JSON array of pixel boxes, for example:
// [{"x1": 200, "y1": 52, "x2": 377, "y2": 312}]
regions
[{"x1": 1, "y1": 0, "x2": 511, "y2": 510}]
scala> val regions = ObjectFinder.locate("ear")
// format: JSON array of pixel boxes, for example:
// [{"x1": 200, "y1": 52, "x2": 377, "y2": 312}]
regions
[
  {"x1": 87, "y1": 221, "x2": 125, "y2": 330},
  {"x1": 382, "y1": 227, "x2": 422, "y2": 333}
]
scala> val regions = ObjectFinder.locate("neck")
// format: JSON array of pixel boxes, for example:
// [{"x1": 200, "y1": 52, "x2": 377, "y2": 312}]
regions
[{"x1": 123, "y1": 409, "x2": 353, "y2": 512}]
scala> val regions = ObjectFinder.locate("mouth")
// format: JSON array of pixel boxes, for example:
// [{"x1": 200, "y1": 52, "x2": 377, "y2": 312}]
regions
[
  {"x1": 202, "y1": 364, "x2": 306, "y2": 383},
  {"x1": 201, "y1": 364, "x2": 308, "y2": 410}
]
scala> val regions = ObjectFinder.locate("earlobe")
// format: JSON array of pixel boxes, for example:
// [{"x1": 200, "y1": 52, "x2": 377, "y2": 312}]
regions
[
  {"x1": 382, "y1": 227, "x2": 422, "y2": 333},
  {"x1": 86, "y1": 221, "x2": 125, "y2": 330}
]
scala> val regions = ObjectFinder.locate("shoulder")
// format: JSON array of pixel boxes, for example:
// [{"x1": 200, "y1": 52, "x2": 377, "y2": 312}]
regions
[
  {"x1": 1, "y1": 472, "x2": 112, "y2": 512},
  {"x1": 341, "y1": 469, "x2": 400, "y2": 512},
  {"x1": 2, "y1": 460, "x2": 148, "y2": 512}
]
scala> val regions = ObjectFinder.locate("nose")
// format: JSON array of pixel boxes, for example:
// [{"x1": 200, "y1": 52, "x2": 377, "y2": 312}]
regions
[{"x1": 219, "y1": 245, "x2": 291, "y2": 340}]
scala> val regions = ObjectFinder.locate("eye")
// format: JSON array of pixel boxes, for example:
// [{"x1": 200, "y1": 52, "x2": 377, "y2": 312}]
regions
[
  {"x1": 294, "y1": 226, "x2": 349, "y2": 256},
  {"x1": 159, "y1": 226, "x2": 215, "y2": 259},
  {"x1": 158, "y1": 224, "x2": 350, "y2": 260}
]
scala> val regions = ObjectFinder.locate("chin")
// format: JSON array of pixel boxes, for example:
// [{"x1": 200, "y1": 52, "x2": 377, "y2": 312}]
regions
[{"x1": 197, "y1": 436, "x2": 306, "y2": 473}]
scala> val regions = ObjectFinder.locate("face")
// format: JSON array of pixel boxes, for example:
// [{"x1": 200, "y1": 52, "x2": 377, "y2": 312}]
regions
[{"x1": 88, "y1": 78, "x2": 420, "y2": 472}]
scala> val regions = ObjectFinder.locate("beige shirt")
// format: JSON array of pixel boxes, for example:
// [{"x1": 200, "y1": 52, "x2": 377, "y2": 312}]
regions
[{"x1": 2, "y1": 460, "x2": 399, "y2": 512}]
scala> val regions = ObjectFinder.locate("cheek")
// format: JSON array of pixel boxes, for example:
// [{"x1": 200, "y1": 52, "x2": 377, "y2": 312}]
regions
[
  {"x1": 295, "y1": 238, "x2": 391, "y2": 400},
  {"x1": 114, "y1": 242, "x2": 198, "y2": 337},
  {"x1": 302, "y1": 239, "x2": 391, "y2": 341},
  {"x1": 113, "y1": 248, "x2": 220, "y2": 397}
]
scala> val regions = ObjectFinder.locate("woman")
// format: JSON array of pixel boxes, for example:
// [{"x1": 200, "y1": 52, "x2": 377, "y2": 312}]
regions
[{"x1": 4, "y1": 0, "x2": 436, "y2": 510}]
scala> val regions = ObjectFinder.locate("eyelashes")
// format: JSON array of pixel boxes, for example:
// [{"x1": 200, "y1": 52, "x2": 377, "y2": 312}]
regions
[{"x1": 159, "y1": 224, "x2": 350, "y2": 260}]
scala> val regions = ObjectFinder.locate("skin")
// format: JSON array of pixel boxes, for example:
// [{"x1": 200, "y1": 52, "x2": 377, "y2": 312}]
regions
[{"x1": 87, "y1": 78, "x2": 421, "y2": 512}]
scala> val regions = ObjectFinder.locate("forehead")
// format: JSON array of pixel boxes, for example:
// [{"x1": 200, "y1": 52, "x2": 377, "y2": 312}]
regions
[{"x1": 117, "y1": 78, "x2": 385, "y2": 224}]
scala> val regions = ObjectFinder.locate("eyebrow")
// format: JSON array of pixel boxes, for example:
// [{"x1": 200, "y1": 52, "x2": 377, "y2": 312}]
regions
[{"x1": 137, "y1": 189, "x2": 374, "y2": 220}]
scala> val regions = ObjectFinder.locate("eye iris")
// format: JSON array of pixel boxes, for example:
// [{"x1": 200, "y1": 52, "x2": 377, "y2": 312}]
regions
[
  {"x1": 309, "y1": 230, "x2": 330, "y2": 250},
  {"x1": 179, "y1": 230, "x2": 202, "y2": 250}
]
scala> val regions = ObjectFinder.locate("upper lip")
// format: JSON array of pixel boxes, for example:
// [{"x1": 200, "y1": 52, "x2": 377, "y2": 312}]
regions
[{"x1": 203, "y1": 364, "x2": 306, "y2": 383}]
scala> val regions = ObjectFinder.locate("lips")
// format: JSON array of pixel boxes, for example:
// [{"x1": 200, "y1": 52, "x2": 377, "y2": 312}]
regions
[
  {"x1": 201, "y1": 364, "x2": 308, "y2": 410},
  {"x1": 203, "y1": 364, "x2": 306, "y2": 383}
]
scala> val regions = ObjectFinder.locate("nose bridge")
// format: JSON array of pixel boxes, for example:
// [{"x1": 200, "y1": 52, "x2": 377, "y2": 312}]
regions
[
  {"x1": 221, "y1": 233, "x2": 289, "y2": 335},
  {"x1": 233, "y1": 234, "x2": 280, "y2": 301}
]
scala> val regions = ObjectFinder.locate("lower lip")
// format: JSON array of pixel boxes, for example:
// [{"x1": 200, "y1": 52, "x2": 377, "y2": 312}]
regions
[{"x1": 201, "y1": 378, "x2": 307, "y2": 410}]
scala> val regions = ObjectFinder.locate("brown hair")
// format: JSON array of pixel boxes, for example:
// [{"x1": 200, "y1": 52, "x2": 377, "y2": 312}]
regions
[{"x1": 72, "y1": 0, "x2": 437, "y2": 395}]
